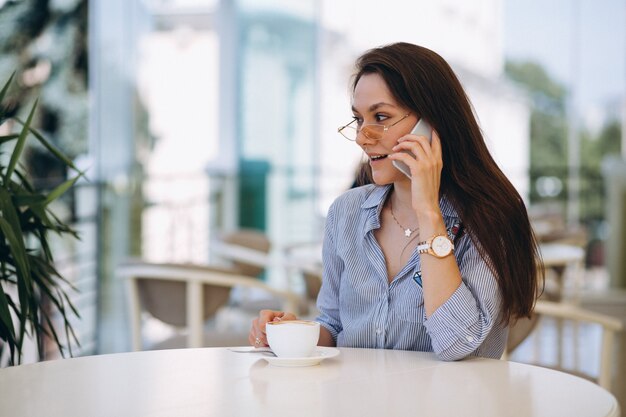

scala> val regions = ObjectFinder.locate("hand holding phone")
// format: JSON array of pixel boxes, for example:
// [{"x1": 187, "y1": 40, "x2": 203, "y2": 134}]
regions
[{"x1": 392, "y1": 118, "x2": 433, "y2": 178}]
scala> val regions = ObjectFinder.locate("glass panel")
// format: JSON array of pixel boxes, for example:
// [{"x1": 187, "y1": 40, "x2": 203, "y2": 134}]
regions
[
  {"x1": 237, "y1": 0, "x2": 320, "y2": 252},
  {"x1": 137, "y1": 29, "x2": 220, "y2": 263}
]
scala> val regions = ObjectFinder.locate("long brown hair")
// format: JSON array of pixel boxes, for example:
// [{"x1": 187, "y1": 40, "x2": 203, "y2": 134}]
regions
[{"x1": 353, "y1": 42, "x2": 542, "y2": 324}]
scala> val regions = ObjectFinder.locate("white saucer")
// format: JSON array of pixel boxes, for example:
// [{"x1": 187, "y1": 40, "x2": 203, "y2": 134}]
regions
[{"x1": 262, "y1": 347, "x2": 340, "y2": 367}]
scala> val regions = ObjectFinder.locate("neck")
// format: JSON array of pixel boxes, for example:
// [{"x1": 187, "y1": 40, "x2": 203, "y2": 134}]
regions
[
  {"x1": 390, "y1": 182, "x2": 413, "y2": 212},
  {"x1": 388, "y1": 182, "x2": 418, "y2": 237}
]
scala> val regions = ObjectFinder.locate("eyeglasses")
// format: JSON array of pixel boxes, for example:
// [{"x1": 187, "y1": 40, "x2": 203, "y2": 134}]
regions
[{"x1": 337, "y1": 113, "x2": 410, "y2": 142}]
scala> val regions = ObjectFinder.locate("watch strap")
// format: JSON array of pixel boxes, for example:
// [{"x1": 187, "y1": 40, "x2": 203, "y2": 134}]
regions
[{"x1": 417, "y1": 234, "x2": 454, "y2": 257}]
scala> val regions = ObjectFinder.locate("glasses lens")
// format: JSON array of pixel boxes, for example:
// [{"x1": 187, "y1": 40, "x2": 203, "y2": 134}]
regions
[
  {"x1": 340, "y1": 126, "x2": 357, "y2": 141},
  {"x1": 339, "y1": 123, "x2": 385, "y2": 141},
  {"x1": 361, "y1": 125, "x2": 384, "y2": 140}
]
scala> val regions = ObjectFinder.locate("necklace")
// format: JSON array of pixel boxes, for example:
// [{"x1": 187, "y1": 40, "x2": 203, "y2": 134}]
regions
[{"x1": 389, "y1": 198, "x2": 417, "y2": 238}]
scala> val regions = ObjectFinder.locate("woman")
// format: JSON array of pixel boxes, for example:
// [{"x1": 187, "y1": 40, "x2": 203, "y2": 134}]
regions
[{"x1": 249, "y1": 42, "x2": 541, "y2": 360}]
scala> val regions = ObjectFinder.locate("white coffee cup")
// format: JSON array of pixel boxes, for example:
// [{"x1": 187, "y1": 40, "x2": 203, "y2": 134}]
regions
[{"x1": 266, "y1": 320, "x2": 320, "y2": 358}]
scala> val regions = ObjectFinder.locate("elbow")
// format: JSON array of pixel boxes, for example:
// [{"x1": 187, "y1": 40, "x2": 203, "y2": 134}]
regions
[
  {"x1": 433, "y1": 346, "x2": 474, "y2": 361},
  {"x1": 431, "y1": 334, "x2": 482, "y2": 361}
]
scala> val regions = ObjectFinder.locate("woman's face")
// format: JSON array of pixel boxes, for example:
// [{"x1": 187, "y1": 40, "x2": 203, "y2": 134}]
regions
[{"x1": 352, "y1": 73, "x2": 418, "y2": 185}]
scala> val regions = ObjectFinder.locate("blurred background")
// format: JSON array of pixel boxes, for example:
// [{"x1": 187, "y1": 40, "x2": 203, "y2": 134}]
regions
[{"x1": 1, "y1": 0, "x2": 626, "y2": 403}]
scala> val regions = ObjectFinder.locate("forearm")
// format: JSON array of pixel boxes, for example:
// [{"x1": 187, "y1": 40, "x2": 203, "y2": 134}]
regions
[
  {"x1": 420, "y1": 231, "x2": 503, "y2": 360},
  {"x1": 317, "y1": 325, "x2": 336, "y2": 347},
  {"x1": 417, "y1": 210, "x2": 462, "y2": 317}
]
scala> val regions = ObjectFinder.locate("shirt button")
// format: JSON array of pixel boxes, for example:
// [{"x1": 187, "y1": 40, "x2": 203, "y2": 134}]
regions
[
  {"x1": 376, "y1": 328, "x2": 382, "y2": 335},
  {"x1": 466, "y1": 335, "x2": 474, "y2": 342}
]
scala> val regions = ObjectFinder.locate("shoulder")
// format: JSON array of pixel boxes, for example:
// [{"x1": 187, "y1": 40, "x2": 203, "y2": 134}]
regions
[
  {"x1": 325, "y1": 184, "x2": 384, "y2": 232},
  {"x1": 329, "y1": 184, "x2": 384, "y2": 212}
]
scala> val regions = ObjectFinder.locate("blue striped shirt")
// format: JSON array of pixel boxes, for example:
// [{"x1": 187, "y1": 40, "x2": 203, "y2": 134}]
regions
[{"x1": 315, "y1": 184, "x2": 507, "y2": 360}]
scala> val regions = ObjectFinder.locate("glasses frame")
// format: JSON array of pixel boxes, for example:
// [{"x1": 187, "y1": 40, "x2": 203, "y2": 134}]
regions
[{"x1": 338, "y1": 113, "x2": 411, "y2": 142}]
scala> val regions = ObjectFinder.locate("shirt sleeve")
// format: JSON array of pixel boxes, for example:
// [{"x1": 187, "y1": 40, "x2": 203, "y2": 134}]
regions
[
  {"x1": 315, "y1": 200, "x2": 344, "y2": 343},
  {"x1": 423, "y1": 234, "x2": 502, "y2": 361}
]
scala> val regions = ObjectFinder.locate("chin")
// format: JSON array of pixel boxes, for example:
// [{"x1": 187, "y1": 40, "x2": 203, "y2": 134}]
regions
[
  {"x1": 370, "y1": 159, "x2": 409, "y2": 184},
  {"x1": 371, "y1": 170, "x2": 396, "y2": 185}
]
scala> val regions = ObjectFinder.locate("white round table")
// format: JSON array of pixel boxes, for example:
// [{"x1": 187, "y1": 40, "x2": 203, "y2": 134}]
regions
[{"x1": 0, "y1": 347, "x2": 619, "y2": 417}]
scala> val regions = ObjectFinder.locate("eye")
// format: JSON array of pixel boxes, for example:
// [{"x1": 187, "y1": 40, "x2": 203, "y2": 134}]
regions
[
  {"x1": 351, "y1": 115, "x2": 363, "y2": 127},
  {"x1": 374, "y1": 113, "x2": 389, "y2": 123}
]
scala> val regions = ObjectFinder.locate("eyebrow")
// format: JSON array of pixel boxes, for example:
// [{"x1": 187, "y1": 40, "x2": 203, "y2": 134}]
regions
[{"x1": 351, "y1": 102, "x2": 398, "y2": 113}]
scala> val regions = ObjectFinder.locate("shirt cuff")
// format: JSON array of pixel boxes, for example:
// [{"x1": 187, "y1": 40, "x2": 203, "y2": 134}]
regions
[{"x1": 423, "y1": 284, "x2": 481, "y2": 355}]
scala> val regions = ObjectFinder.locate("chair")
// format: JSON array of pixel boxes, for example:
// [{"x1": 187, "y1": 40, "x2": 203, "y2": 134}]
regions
[
  {"x1": 213, "y1": 229, "x2": 271, "y2": 278},
  {"x1": 218, "y1": 229, "x2": 271, "y2": 277},
  {"x1": 212, "y1": 229, "x2": 297, "y2": 312},
  {"x1": 282, "y1": 241, "x2": 324, "y2": 315},
  {"x1": 506, "y1": 245, "x2": 586, "y2": 362},
  {"x1": 529, "y1": 204, "x2": 587, "y2": 246},
  {"x1": 507, "y1": 299, "x2": 623, "y2": 390},
  {"x1": 213, "y1": 231, "x2": 322, "y2": 314},
  {"x1": 118, "y1": 260, "x2": 301, "y2": 351},
  {"x1": 539, "y1": 242, "x2": 586, "y2": 301}
]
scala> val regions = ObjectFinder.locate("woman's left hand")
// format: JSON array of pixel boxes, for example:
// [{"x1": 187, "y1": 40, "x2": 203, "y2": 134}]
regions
[{"x1": 389, "y1": 129, "x2": 443, "y2": 214}]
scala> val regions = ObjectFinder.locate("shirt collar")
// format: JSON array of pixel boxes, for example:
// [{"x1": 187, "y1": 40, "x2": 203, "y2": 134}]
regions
[{"x1": 361, "y1": 184, "x2": 392, "y2": 209}]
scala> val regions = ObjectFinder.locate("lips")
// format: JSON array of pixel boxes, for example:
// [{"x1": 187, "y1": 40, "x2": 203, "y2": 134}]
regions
[{"x1": 370, "y1": 154, "x2": 388, "y2": 161}]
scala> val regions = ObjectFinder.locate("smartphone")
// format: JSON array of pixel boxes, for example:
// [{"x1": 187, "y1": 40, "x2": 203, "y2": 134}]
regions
[{"x1": 392, "y1": 118, "x2": 433, "y2": 178}]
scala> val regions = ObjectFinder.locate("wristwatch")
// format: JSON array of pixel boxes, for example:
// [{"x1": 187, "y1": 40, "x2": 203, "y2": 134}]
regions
[{"x1": 417, "y1": 234, "x2": 454, "y2": 258}]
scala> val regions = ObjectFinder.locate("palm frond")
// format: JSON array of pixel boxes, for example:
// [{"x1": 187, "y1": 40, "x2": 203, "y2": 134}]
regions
[{"x1": 0, "y1": 72, "x2": 80, "y2": 365}]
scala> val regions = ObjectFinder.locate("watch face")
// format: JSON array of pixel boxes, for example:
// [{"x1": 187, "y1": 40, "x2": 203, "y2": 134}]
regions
[{"x1": 432, "y1": 235, "x2": 453, "y2": 257}]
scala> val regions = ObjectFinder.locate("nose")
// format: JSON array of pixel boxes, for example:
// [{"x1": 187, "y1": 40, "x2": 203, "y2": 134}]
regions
[{"x1": 355, "y1": 130, "x2": 377, "y2": 149}]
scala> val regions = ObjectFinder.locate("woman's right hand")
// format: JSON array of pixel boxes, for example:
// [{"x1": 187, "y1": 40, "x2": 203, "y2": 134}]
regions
[{"x1": 248, "y1": 309, "x2": 297, "y2": 347}]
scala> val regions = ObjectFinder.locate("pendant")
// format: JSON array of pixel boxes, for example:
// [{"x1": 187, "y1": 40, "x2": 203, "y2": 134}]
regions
[{"x1": 404, "y1": 229, "x2": 412, "y2": 237}]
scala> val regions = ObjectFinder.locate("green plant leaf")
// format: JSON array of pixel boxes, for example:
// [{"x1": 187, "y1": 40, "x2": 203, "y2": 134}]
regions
[
  {"x1": 34, "y1": 280, "x2": 79, "y2": 358},
  {"x1": 56, "y1": 288, "x2": 78, "y2": 357},
  {"x1": 12, "y1": 170, "x2": 35, "y2": 193},
  {"x1": 0, "y1": 284, "x2": 16, "y2": 340},
  {"x1": 32, "y1": 229, "x2": 52, "y2": 262},
  {"x1": 40, "y1": 313, "x2": 66, "y2": 358},
  {"x1": 13, "y1": 195, "x2": 46, "y2": 207},
  {"x1": 0, "y1": 217, "x2": 31, "y2": 293},
  {"x1": 0, "y1": 72, "x2": 15, "y2": 105},
  {"x1": 5, "y1": 99, "x2": 37, "y2": 185},
  {"x1": 1, "y1": 71, "x2": 81, "y2": 365},
  {"x1": 0, "y1": 134, "x2": 19, "y2": 146},
  {"x1": 31, "y1": 206, "x2": 58, "y2": 233},
  {"x1": 29, "y1": 206, "x2": 54, "y2": 231},
  {"x1": 0, "y1": 318, "x2": 16, "y2": 364},
  {"x1": 0, "y1": 188, "x2": 31, "y2": 285},
  {"x1": 43, "y1": 176, "x2": 79, "y2": 206},
  {"x1": 13, "y1": 118, "x2": 83, "y2": 175},
  {"x1": 0, "y1": 188, "x2": 26, "y2": 233},
  {"x1": 30, "y1": 256, "x2": 67, "y2": 289}
]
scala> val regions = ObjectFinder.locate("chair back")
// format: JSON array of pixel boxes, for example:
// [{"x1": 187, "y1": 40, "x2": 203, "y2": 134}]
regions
[
  {"x1": 119, "y1": 260, "x2": 302, "y2": 350},
  {"x1": 220, "y1": 229, "x2": 271, "y2": 277},
  {"x1": 137, "y1": 277, "x2": 231, "y2": 327},
  {"x1": 507, "y1": 299, "x2": 623, "y2": 390},
  {"x1": 506, "y1": 313, "x2": 541, "y2": 354}
]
